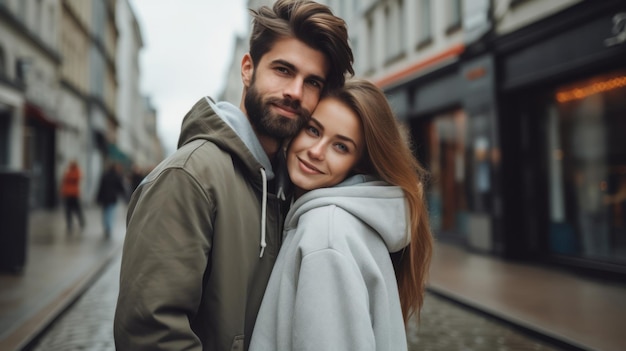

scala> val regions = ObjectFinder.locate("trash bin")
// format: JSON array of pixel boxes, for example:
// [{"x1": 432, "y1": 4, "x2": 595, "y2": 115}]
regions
[{"x1": 0, "y1": 171, "x2": 31, "y2": 273}]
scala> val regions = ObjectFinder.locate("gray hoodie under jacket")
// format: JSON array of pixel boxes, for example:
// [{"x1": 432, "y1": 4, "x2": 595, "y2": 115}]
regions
[{"x1": 249, "y1": 175, "x2": 410, "y2": 351}]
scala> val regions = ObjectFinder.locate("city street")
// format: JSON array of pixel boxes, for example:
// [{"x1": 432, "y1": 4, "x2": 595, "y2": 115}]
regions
[{"x1": 25, "y1": 252, "x2": 563, "y2": 351}]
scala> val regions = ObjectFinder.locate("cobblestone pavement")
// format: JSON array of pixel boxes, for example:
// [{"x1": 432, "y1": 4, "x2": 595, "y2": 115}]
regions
[
  {"x1": 27, "y1": 253, "x2": 564, "y2": 351},
  {"x1": 25, "y1": 253, "x2": 121, "y2": 351},
  {"x1": 406, "y1": 295, "x2": 564, "y2": 351}
]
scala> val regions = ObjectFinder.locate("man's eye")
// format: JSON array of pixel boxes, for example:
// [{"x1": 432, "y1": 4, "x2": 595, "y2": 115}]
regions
[
  {"x1": 276, "y1": 67, "x2": 289, "y2": 74},
  {"x1": 307, "y1": 80, "x2": 323, "y2": 89}
]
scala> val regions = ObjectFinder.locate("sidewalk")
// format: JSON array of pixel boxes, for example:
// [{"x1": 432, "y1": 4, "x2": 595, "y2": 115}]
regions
[
  {"x1": 428, "y1": 243, "x2": 626, "y2": 351},
  {"x1": 0, "y1": 204, "x2": 126, "y2": 351}
]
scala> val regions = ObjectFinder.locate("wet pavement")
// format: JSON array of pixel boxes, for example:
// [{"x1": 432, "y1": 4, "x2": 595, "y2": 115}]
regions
[
  {"x1": 4, "y1": 204, "x2": 624, "y2": 351},
  {"x1": 25, "y1": 252, "x2": 564, "y2": 351}
]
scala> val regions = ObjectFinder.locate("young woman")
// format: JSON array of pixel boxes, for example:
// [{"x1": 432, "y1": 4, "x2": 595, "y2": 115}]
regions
[{"x1": 250, "y1": 79, "x2": 433, "y2": 350}]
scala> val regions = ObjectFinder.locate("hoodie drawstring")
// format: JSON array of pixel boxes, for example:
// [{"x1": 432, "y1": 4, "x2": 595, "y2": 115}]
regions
[{"x1": 259, "y1": 168, "x2": 268, "y2": 258}]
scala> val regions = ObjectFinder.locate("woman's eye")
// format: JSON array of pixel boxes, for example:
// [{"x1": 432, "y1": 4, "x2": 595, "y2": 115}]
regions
[
  {"x1": 335, "y1": 143, "x2": 349, "y2": 153},
  {"x1": 306, "y1": 126, "x2": 320, "y2": 136}
]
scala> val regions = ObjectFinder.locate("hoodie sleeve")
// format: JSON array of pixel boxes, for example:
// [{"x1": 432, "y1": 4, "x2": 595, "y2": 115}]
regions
[
  {"x1": 292, "y1": 248, "x2": 376, "y2": 351},
  {"x1": 114, "y1": 167, "x2": 212, "y2": 351}
]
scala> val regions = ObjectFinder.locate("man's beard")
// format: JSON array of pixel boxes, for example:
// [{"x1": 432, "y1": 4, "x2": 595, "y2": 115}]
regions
[{"x1": 244, "y1": 81, "x2": 311, "y2": 139}]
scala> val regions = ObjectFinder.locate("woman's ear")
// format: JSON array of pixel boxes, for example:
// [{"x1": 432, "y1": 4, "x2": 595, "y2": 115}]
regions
[{"x1": 241, "y1": 53, "x2": 254, "y2": 88}]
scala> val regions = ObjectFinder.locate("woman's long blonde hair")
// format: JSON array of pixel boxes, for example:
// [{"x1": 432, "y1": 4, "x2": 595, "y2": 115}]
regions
[{"x1": 327, "y1": 79, "x2": 433, "y2": 323}]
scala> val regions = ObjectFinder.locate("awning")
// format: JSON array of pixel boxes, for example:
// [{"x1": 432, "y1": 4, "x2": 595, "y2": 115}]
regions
[
  {"x1": 24, "y1": 102, "x2": 60, "y2": 128},
  {"x1": 107, "y1": 143, "x2": 132, "y2": 166}
]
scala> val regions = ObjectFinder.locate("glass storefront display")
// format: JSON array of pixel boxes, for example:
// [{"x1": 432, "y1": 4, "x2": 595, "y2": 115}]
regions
[
  {"x1": 422, "y1": 109, "x2": 470, "y2": 240},
  {"x1": 546, "y1": 70, "x2": 626, "y2": 264}
]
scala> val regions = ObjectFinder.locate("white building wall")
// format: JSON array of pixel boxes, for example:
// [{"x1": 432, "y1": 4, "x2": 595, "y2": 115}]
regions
[
  {"x1": 494, "y1": 0, "x2": 583, "y2": 35},
  {"x1": 0, "y1": 1, "x2": 61, "y2": 164},
  {"x1": 0, "y1": 11, "x2": 25, "y2": 169},
  {"x1": 349, "y1": 0, "x2": 464, "y2": 85},
  {"x1": 0, "y1": 86, "x2": 25, "y2": 169}
]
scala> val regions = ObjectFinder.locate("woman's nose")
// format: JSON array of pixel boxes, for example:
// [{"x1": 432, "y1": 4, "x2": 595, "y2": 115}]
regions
[{"x1": 307, "y1": 141, "x2": 325, "y2": 160}]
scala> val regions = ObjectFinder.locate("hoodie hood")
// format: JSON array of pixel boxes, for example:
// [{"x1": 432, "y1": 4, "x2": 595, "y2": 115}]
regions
[
  {"x1": 284, "y1": 175, "x2": 410, "y2": 253},
  {"x1": 177, "y1": 97, "x2": 274, "y2": 180},
  {"x1": 177, "y1": 97, "x2": 278, "y2": 257}
]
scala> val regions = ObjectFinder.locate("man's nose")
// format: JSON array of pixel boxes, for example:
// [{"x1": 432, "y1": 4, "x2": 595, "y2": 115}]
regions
[{"x1": 283, "y1": 78, "x2": 304, "y2": 101}]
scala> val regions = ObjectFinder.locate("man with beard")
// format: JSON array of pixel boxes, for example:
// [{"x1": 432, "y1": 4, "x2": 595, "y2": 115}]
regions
[{"x1": 113, "y1": 1, "x2": 353, "y2": 350}]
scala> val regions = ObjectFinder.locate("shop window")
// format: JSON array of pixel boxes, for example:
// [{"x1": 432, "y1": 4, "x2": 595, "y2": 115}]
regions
[
  {"x1": 547, "y1": 70, "x2": 626, "y2": 264},
  {"x1": 421, "y1": 109, "x2": 469, "y2": 239}
]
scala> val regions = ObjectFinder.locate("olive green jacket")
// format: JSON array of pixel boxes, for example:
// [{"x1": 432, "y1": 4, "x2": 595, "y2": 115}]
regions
[{"x1": 114, "y1": 97, "x2": 285, "y2": 350}]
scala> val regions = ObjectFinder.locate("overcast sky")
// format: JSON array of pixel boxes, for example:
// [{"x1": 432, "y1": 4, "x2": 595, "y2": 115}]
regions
[{"x1": 129, "y1": 0, "x2": 249, "y2": 156}]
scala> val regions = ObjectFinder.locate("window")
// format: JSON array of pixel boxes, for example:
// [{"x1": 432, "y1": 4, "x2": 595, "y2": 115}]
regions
[
  {"x1": 446, "y1": 0, "x2": 462, "y2": 33},
  {"x1": 416, "y1": 109, "x2": 469, "y2": 237},
  {"x1": 384, "y1": 0, "x2": 406, "y2": 65},
  {"x1": 384, "y1": 6, "x2": 392, "y2": 57},
  {"x1": 365, "y1": 16, "x2": 375, "y2": 74},
  {"x1": 18, "y1": 0, "x2": 27, "y2": 22},
  {"x1": 396, "y1": 0, "x2": 406, "y2": 59},
  {"x1": 417, "y1": 0, "x2": 433, "y2": 48},
  {"x1": 0, "y1": 46, "x2": 6, "y2": 78},
  {"x1": 546, "y1": 70, "x2": 626, "y2": 264}
]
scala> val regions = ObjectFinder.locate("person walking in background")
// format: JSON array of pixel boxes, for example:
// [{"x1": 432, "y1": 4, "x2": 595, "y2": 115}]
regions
[
  {"x1": 60, "y1": 159, "x2": 85, "y2": 234},
  {"x1": 96, "y1": 162, "x2": 127, "y2": 238},
  {"x1": 130, "y1": 165, "x2": 145, "y2": 194},
  {"x1": 250, "y1": 79, "x2": 433, "y2": 351},
  {"x1": 113, "y1": 1, "x2": 353, "y2": 350}
]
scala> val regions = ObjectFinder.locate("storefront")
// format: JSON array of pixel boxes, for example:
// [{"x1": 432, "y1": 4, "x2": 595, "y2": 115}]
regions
[
  {"x1": 385, "y1": 52, "x2": 504, "y2": 256},
  {"x1": 382, "y1": 61, "x2": 481, "y2": 248},
  {"x1": 497, "y1": 1, "x2": 626, "y2": 275}
]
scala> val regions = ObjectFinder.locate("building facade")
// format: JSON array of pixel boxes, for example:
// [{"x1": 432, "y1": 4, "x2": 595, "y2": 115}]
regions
[
  {"x1": 354, "y1": 0, "x2": 626, "y2": 278},
  {"x1": 58, "y1": 0, "x2": 92, "y2": 204},
  {"x1": 0, "y1": 0, "x2": 162, "y2": 208},
  {"x1": 0, "y1": 0, "x2": 62, "y2": 208},
  {"x1": 495, "y1": 0, "x2": 626, "y2": 275},
  {"x1": 116, "y1": 0, "x2": 148, "y2": 168},
  {"x1": 85, "y1": 0, "x2": 120, "y2": 202}
]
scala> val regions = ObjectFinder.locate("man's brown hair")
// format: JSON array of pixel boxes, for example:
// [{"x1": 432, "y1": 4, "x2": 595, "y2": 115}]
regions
[{"x1": 249, "y1": 0, "x2": 354, "y2": 91}]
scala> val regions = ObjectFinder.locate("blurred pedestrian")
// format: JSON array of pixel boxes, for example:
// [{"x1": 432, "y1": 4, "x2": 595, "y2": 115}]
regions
[
  {"x1": 129, "y1": 165, "x2": 145, "y2": 194},
  {"x1": 113, "y1": 0, "x2": 354, "y2": 349},
  {"x1": 250, "y1": 79, "x2": 433, "y2": 350},
  {"x1": 60, "y1": 160, "x2": 85, "y2": 233},
  {"x1": 96, "y1": 162, "x2": 127, "y2": 238}
]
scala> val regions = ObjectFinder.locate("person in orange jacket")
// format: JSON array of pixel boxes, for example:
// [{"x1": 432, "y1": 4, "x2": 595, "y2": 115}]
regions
[{"x1": 61, "y1": 160, "x2": 85, "y2": 233}]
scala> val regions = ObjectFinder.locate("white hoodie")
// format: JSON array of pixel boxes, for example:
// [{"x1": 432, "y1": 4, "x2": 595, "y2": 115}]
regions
[{"x1": 250, "y1": 175, "x2": 410, "y2": 351}]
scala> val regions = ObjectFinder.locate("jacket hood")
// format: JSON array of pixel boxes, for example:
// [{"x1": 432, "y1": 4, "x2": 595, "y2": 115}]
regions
[
  {"x1": 177, "y1": 96, "x2": 274, "y2": 180},
  {"x1": 285, "y1": 175, "x2": 410, "y2": 253},
  {"x1": 177, "y1": 97, "x2": 279, "y2": 257}
]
